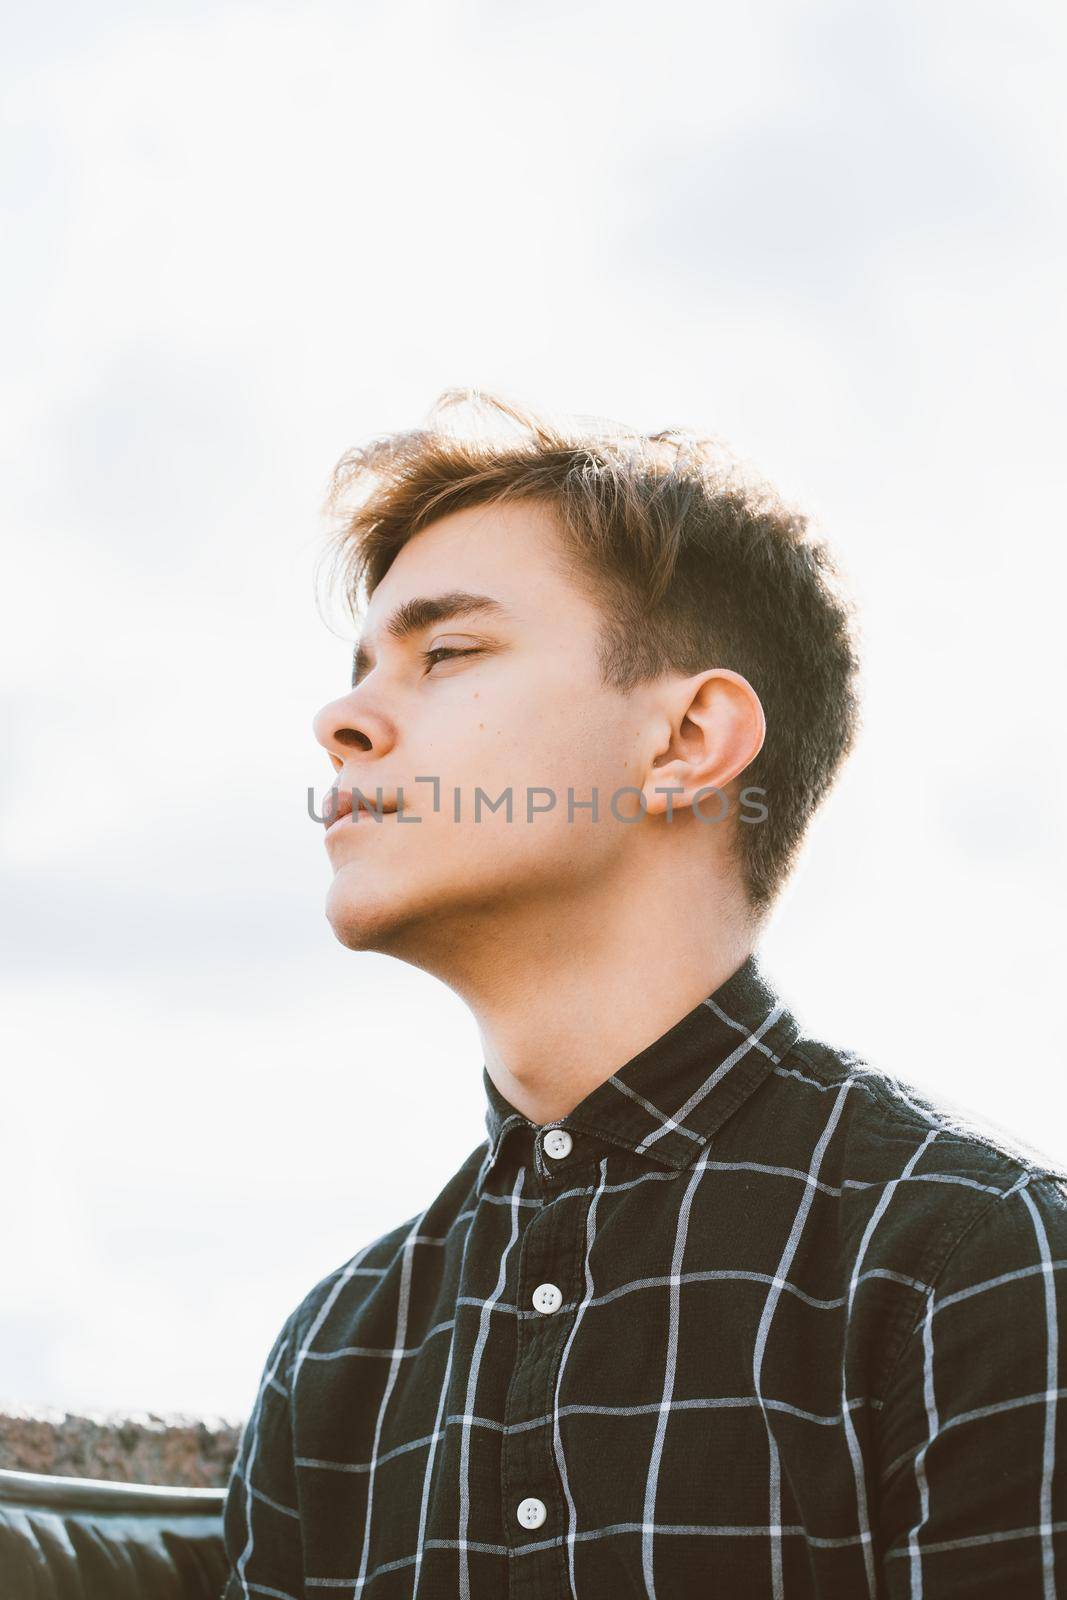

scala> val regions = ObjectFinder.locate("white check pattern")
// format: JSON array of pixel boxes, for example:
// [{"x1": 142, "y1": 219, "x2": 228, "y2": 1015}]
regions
[{"x1": 222, "y1": 953, "x2": 1067, "y2": 1598}]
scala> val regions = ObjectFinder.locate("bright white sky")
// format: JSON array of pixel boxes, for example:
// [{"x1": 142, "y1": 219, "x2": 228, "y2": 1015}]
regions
[{"x1": 2, "y1": 0, "x2": 1065, "y2": 1423}]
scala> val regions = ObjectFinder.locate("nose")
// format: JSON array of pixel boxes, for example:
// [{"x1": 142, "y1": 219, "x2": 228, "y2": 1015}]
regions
[{"x1": 312, "y1": 688, "x2": 396, "y2": 769}]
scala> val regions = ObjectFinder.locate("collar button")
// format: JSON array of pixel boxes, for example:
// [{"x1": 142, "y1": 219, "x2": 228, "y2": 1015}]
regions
[{"x1": 543, "y1": 1128, "x2": 573, "y2": 1161}]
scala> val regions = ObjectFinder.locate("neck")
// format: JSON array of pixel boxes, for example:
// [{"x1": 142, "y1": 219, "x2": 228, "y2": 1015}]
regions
[{"x1": 420, "y1": 856, "x2": 759, "y2": 1125}]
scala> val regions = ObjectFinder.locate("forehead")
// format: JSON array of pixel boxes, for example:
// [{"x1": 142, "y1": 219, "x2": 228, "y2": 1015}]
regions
[{"x1": 363, "y1": 499, "x2": 583, "y2": 627}]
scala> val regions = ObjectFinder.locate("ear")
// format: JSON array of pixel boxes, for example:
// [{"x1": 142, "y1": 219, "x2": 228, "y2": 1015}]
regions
[{"x1": 641, "y1": 668, "x2": 766, "y2": 818}]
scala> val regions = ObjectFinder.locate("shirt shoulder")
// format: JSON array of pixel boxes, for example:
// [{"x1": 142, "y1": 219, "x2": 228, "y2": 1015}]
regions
[
  {"x1": 874, "y1": 1163, "x2": 1067, "y2": 1578},
  {"x1": 764, "y1": 1032, "x2": 1067, "y2": 1373},
  {"x1": 783, "y1": 1030, "x2": 1067, "y2": 1188}
]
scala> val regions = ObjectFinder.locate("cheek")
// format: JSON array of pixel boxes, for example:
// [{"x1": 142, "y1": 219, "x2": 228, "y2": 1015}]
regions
[
  {"x1": 540, "y1": 699, "x2": 636, "y2": 791},
  {"x1": 418, "y1": 680, "x2": 636, "y2": 822}
]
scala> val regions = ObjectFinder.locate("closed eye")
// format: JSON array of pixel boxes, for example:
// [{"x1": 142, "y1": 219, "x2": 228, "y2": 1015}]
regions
[{"x1": 421, "y1": 646, "x2": 482, "y2": 673}]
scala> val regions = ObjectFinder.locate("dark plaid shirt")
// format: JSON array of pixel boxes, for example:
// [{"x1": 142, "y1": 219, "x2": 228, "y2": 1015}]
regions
[{"x1": 222, "y1": 952, "x2": 1067, "y2": 1598}]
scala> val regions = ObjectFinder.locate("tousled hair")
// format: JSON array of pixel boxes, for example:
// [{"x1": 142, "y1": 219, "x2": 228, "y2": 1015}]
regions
[{"x1": 318, "y1": 389, "x2": 862, "y2": 917}]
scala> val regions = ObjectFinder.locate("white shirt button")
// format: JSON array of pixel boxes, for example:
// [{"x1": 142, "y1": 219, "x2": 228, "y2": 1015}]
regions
[
  {"x1": 516, "y1": 1497, "x2": 547, "y2": 1529},
  {"x1": 543, "y1": 1128, "x2": 573, "y2": 1160},
  {"x1": 532, "y1": 1282, "x2": 563, "y2": 1315}
]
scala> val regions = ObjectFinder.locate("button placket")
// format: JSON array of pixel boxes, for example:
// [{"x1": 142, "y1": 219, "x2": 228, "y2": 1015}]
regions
[{"x1": 502, "y1": 1172, "x2": 592, "y2": 1596}]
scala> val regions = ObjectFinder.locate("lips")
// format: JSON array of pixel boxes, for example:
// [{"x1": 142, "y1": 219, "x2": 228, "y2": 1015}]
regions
[{"x1": 323, "y1": 786, "x2": 399, "y2": 830}]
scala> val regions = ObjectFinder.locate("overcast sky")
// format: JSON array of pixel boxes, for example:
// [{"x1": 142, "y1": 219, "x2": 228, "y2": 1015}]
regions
[{"x1": 2, "y1": 0, "x2": 1066, "y2": 1422}]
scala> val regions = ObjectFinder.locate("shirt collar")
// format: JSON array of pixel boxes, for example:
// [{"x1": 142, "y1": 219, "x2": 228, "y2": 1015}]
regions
[{"x1": 480, "y1": 950, "x2": 801, "y2": 1188}]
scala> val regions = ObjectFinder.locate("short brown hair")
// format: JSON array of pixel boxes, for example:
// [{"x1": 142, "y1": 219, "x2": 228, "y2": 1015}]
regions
[{"x1": 319, "y1": 390, "x2": 862, "y2": 918}]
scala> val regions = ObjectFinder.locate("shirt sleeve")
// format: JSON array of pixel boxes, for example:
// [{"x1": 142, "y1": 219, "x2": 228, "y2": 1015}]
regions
[
  {"x1": 876, "y1": 1170, "x2": 1067, "y2": 1595},
  {"x1": 221, "y1": 1308, "x2": 305, "y2": 1600}
]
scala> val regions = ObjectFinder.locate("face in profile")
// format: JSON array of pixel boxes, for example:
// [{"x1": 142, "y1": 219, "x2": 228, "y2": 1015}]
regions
[{"x1": 311, "y1": 499, "x2": 659, "y2": 968}]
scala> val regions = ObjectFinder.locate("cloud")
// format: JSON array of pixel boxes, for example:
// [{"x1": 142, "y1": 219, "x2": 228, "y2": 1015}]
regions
[{"x1": 3, "y1": 0, "x2": 1065, "y2": 1415}]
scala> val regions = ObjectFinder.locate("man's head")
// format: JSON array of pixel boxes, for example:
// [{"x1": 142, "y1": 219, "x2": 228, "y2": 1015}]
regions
[{"x1": 312, "y1": 391, "x2": 861, "y2": 969}]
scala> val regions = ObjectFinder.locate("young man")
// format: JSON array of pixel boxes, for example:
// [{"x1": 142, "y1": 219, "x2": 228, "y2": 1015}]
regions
[{"x1": 223, "y1": 393, "x2": 1067, "y2": 1599}]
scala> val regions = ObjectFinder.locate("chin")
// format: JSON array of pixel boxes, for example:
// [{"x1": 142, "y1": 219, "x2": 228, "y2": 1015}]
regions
[
  {"x1": 323, "y1": 857, "x2": 515, "y2": 967},
  {"x1": 324, "y1": 863, "x2": 464, "y2": 959},
  {"x1": 325, "y1": 877, "x2": 409, "y2": 953}
]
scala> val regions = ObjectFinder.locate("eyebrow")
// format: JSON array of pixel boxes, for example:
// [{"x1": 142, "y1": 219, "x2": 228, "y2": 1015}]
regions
[{"x1": 351, "y1": 591, "x2": 513, "y2": 687}]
